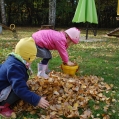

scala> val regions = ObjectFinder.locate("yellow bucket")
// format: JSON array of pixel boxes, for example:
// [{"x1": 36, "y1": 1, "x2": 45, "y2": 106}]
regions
[{"x1": 61, "y1": 63, "x2": 79, "y2": 76}]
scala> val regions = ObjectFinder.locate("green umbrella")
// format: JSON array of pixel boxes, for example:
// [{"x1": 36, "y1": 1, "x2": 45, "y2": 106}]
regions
[{"x1": 72, "y1": 0, "x2": 98, "y2": 24}]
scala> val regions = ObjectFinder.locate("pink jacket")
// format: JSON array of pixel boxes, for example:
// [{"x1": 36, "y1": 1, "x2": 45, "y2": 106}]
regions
[{"x1": 32, "y1": 29, "x2": 69, "y2": 63}]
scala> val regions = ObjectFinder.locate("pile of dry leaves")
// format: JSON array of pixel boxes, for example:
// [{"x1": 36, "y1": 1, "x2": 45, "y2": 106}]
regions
[{"x1": 13, "y1": 71, "x2": 113, "y2": 119}]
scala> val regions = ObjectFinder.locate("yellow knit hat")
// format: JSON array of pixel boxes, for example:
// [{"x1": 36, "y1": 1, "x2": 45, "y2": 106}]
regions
[{"x1": 15, "y1": 37, "x2": 37, "y2": 63}]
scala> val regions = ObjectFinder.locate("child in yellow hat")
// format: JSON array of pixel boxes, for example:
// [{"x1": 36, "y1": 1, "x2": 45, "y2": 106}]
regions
[{"x1": 0, "y1": 37, "x2": 49, "y2": 118}]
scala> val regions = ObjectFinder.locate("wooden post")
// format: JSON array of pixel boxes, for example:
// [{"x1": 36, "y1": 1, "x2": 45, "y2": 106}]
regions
[{"x1": 40, "y1": 25, "x2": 54, "y2": 30}]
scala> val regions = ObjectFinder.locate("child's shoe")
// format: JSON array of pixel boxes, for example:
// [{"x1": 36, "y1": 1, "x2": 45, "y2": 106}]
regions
[
  {"x1": 0, "y1": 103, "x2": 14, "y2": 118},
  {"x1": 37, "y1": 64, "x2": 49, "y2": 79},
  {"x1": 37, "y1": 63, "x2": 51, "y2": 74}
]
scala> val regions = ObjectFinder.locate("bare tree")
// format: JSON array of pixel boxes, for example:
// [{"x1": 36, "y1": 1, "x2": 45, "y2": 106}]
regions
[
  {"x1": 0, "y1": 0, "x2": 6, "y2": 24},
  {"x1": 49, "y1": 0, "x2": 56, "y2": 27}
]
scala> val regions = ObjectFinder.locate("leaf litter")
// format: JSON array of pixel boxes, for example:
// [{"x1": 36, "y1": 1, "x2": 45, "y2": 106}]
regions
[{"x1": 12, "y1": 71, "x2": 113, "y2": 119}]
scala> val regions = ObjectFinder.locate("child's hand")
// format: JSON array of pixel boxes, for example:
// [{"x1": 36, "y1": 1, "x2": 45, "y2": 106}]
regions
[
  {"x1": 38, "y1": 97, "x2": 49, "y2": 109},
  {"x1": 66, "y1": 61, "x2": 75, "y2": 66}
]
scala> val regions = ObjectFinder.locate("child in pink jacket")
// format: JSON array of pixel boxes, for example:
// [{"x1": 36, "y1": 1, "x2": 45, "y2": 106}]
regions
[{"x1": 32, "y1": 27, "x2": 80, "y2": 79}]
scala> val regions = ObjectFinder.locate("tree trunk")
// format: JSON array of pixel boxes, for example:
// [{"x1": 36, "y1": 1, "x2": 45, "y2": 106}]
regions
[
  {"x1": 0, "y1": 0, "x2": 7, "y2": 24},
  {"x1": 49, "y1": 0, "x2": 56, "y2": 27}
]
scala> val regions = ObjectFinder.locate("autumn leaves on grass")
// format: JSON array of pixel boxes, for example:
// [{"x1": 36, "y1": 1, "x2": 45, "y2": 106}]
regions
[{"x1": 13, "y1": 71, "x2": 113, "y2": 119}]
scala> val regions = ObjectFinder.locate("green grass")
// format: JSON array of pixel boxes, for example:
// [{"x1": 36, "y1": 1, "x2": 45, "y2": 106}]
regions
[{"x1": 0, "y1": 27, "x2": 119, "y2": 118}]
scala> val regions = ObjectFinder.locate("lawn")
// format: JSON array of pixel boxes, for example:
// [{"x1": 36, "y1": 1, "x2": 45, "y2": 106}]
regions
[{"x1": 0, "y1": 27, "x2": 119, "y2": 119}]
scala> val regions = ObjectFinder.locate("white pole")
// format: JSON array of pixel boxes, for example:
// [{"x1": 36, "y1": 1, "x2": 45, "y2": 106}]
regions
[{"x1": 0, "y1": 25, "x2": 2, "y2": 34}]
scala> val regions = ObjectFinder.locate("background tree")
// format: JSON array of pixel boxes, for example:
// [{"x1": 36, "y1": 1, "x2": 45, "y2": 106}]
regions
[
  {"x1": 49, "y1": 0, "x2": 56, "y2": 27},
  {"x1": 0, "y1": 0, "x2": 118, "y2": 28},
  {"x1": 0, "y1": 0, "x2": 7, "y2": 24}
]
